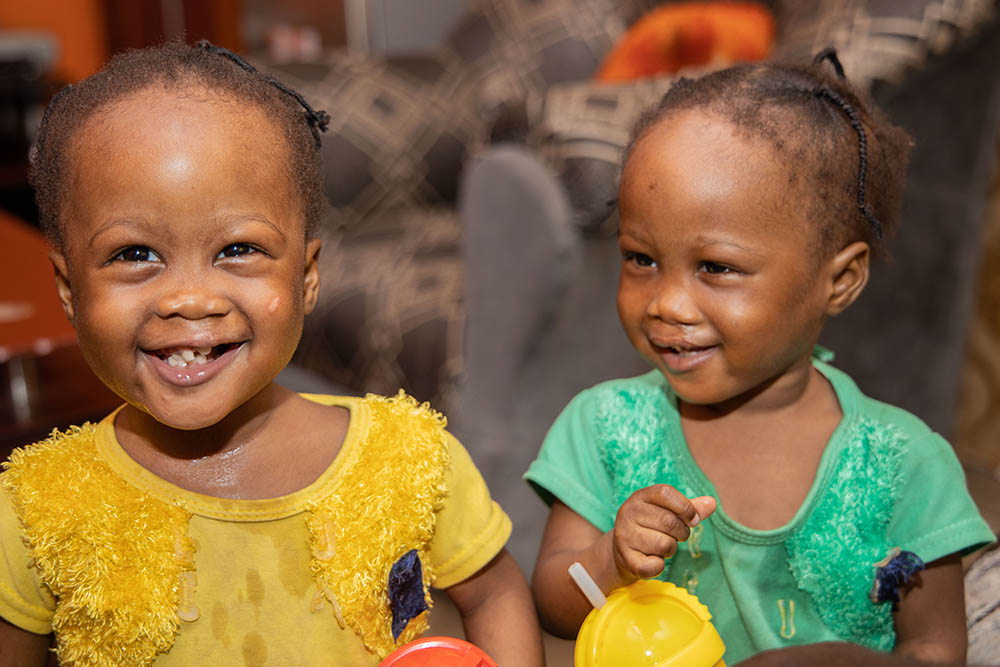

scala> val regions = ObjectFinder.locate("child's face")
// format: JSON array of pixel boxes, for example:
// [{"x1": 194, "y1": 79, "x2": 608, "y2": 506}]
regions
[
  {"x1": 617, "y1": 110, "x2": 833, "y2": 408},
  {"x1": 50, "y1": 86, "x2": 321, "y2": 431}
]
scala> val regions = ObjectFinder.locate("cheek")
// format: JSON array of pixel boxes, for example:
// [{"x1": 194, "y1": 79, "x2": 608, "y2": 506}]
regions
[{"x1": 617, "y1": 276, "x2": 642, "y2": 316}]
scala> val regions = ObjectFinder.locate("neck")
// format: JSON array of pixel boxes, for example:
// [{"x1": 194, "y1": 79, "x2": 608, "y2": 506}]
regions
[
  {"x1": 115, "y1": 382, "x2": 294, "y2": 461},
  {"x1": 681, "y1": 356, "x2": 829, "y2": 422}
]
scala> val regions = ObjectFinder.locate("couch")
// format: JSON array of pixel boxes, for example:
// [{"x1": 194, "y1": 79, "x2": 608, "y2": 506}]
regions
[{"x1": 265, "y1": 0, "x2": 1000, "y2": 577}]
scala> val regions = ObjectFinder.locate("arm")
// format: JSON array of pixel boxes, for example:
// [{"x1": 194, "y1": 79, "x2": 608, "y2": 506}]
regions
[
  {"x1": 0, "y1": 618, "x2": 50, "y2": 667},
  {"x1": 532, "y1": 489, "x2": 717, "y2": 638},
  {"x1": 445, "y1": 548, "x2": 543, "y2": 667},
  {"x1": 735, "y1": 553, "x2": 968, "y2": 667}
]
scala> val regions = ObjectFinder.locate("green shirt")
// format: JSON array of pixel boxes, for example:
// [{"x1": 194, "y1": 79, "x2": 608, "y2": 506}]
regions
[{"x1": 525, "y1": 360, "x2": 994, "y2": 664}]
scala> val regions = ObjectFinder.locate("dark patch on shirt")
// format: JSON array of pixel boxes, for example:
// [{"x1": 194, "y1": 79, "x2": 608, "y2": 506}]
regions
[{"x1": 388, "y1": 549, "x2": 428, "y2": 639}]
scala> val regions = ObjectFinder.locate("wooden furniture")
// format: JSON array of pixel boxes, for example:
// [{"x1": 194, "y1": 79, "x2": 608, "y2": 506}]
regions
[{"x1": 0, "y1": 210, "x2": 120, "y2": 455}]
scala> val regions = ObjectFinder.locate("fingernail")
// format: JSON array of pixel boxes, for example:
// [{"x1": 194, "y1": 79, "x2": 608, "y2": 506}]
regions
[{"x1": 689, "y1": 514, "x2": 701, "y2": 527}]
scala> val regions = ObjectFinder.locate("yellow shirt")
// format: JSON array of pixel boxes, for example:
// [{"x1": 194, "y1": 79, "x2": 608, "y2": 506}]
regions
[{"x1": 0, "y1": 394, "x2": 511, "y2": 666}]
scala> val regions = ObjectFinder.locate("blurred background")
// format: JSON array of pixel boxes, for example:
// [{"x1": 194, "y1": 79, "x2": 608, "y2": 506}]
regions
[{"x1": 1, "y1": 2, "x2": 999, "y2": 662}]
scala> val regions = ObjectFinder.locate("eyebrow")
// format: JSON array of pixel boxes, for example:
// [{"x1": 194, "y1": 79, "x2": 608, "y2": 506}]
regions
[
  {"x1": 235, "y1": 215, "x2": 287, "y2": 242},
  {"x1": 697, "y1": 237, "x2": 765, "y2": 257},
  {"x1": 88, "y1": 218, "x2": 152, "y2": 249},
  {"x1": 87, "y1": 214, "x2": 288, "y2": 249}
]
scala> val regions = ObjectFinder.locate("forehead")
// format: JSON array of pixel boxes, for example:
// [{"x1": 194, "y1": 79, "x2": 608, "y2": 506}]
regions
[
  {"x1": 621, "y1": 109, "x2": 813, "y2": 244},
  {"x1": 73, "y1": 85, "x2": 287, "y2": 161},
  {"x1": 60, "y1": 85, "x2": 302, "y2": 246}
]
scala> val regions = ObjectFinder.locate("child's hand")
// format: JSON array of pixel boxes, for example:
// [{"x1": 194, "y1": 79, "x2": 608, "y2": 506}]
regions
[{"x1": 613, "y1": 485, "x2": 717, "y2": 579}]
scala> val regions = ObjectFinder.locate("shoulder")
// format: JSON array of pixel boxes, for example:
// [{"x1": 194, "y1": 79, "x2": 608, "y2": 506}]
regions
[
  {"x1": 305, "y1": 391, "x2": 450, "y2": 458},
  {"x1": 818, "y1": 360, "x2": 939, "y2": 447},
  {"x1": 1, "y1": 423, "x2": 103, "y2": 495}
]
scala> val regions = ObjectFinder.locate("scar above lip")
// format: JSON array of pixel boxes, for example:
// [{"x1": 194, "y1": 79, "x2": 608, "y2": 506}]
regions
[{"x1": 268, "y1": 296, "x2": 280, "y2": 313}]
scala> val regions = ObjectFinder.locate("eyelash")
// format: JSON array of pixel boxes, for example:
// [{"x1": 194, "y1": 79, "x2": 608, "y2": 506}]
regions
[
  {"x1": 109, "y1": 243, "x2": 263, "y2": 264},
  {"x1": 111, "y1": 246, "x2": 160, "y2": 263},
  {"x1": 622, "y1": 252, "x2": 740, "y2": 277},
  {"x1": 700, "y1": 261, "x2": 736, "y2": 275},
  {"x1": 623, "y1": 250, "x2": 656, "y2": 268},
  {"x1": 217, "y1": 243, "x2": 260, "y2": 259}
]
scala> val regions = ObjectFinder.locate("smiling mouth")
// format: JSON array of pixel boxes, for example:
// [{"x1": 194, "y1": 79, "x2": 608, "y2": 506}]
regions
[
  {"x1": 151, "y1": 343, "x2": 242, "y2": 368},
  {"x1": 660, "y1": 343, "x2": 713, "y2": 355}
]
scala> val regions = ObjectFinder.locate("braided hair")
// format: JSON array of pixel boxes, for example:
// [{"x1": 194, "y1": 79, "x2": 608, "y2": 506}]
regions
[
  {"x1": 626, "y1": 51, "x2": 913, "y2": 259},
  {"x1": 30, "y1": 39, "x2": 329, "y2": 249}
]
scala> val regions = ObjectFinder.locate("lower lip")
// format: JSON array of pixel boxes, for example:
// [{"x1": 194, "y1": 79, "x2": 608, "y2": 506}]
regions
[
  {"x1": 656, "y1": 345, "x2": 716, "y2": 373},
  {"x1": 143, "y1": 344, "x2": 243, "y2": 388}
]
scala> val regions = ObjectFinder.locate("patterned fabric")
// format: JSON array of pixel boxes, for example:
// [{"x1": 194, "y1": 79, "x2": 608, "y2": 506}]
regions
[
  {"x1": 525, "y1": 75, "x2": 681, "y2": 233},
  {"x1": 522, "y1": 59, "x2": 735, "y2": 234},
  {"x1": 772, "y1": 0, "x2": 997, "y2": 87},
  {"x1": 294, "y1": 208, "x2": 464, "y2": 412},
  {"x1": 262, "y1": 52, "x2": 480, "y2": 232},
  {"x1": 966, "y1": 541, "x2": 1000, "y2": 666},
  {"x1": 447, "y1": 0, "x2": 658, "y2": 128}
]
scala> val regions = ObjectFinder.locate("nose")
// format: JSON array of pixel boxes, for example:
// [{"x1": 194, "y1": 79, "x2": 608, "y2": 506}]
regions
[
  {"x1": 155, "y1": 273, "x2": 231, "y2": 320},
  {"x1": 646, "y1": 276, "x2": 700, "y2": 326}
]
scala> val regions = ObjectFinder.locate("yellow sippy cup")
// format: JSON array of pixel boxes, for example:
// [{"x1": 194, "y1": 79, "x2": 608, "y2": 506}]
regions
[{"x1": 570, "y1": 562, "x2": 726, "y2": 667}]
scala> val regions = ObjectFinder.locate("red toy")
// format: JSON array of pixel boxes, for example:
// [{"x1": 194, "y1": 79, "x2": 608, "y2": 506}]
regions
[{"x1": 379, "y1": 636, "x2": 498, "y2": 667}]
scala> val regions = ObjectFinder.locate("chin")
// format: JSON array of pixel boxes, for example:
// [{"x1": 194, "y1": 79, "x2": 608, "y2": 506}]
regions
[
  {"x1": 659, "y1": 375, "x2": 730, "y2": 407},
  {"x1": 133, "y1": 398, "x2": 233, "y2": 431},
  {"x1": 153, "y1": 410, "x2": 228, "y2": 432}
]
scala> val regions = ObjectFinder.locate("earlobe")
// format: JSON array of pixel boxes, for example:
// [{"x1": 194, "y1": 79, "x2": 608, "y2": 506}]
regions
[
  {"x1": 49, "y1": 251, "x2": 76, "y2": 324},
  {"x1": 302, "y1": 238, "x2": 322, "y2": 314},
  {"x1": 827, "y1": 241, "x2": 870, "y2": 316}
]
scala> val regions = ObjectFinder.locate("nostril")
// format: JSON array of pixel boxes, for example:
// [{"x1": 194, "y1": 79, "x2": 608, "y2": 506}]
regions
[{"x1": 156, "y1": 291, "x2": 230, "y2": 319}]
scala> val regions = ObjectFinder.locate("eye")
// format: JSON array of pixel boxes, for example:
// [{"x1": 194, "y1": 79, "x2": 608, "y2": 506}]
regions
[
  {"x1": 111, "y1": 246, "x2": 161, "y2": 263},
  {"x1": 699, "y1": 261, "x2": 736, "y2": 275},
  {"x1": 217, "y1": 243, "x2": 260, "y2": 259},
  {"x1": 623, "y1": 250, "x2": 656, "y2": 268}
]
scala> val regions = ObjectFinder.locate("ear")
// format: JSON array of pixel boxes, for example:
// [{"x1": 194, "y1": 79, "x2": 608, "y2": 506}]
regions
[
  {"x1": 49, "y1": 250, "x2": 76, "y2": 325},
  {"x1": 826, "y1": 241, "x2": 869, "y2": 316},
  {"x1": 302, "y1": 238, "x2": 322, "y2": 315}
]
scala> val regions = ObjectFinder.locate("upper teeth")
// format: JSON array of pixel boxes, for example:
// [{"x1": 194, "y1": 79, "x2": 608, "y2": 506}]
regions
[{"x1": 166, "y1": 347, "x2": 213, "y2": 367}]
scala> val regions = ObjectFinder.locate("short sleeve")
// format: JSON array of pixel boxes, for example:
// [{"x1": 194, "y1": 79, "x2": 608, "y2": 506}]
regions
[
  {"x1": 427, "y1": 433, "x2": 512, "y2": 589},
  {"x1": 888, "y1": 432, "x2": 995, "y2": 563},
  {"x1": 523, "y1": 388, "x2": 619, "y2": 534},
  {"x1": 0, "y1": 487, "x2": 55, "y2": 634}
]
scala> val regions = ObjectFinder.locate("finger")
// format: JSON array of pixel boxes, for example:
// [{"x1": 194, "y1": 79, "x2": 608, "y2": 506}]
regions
[
  {"x1": 622, "y1": 525, "x2": 680, "y2": 560},
  {"x1": 620, "y1": 547, "x2": 669, "y2": 579},
  {"x1": 690, "y1": 496, "x2": 717, "y2": 525},
  {"x1": 640, "y1": 485, "x2": 699, "y2": 527},
  {"x1": 632, "y1": 504, "x2": 691, "y2": 543}
]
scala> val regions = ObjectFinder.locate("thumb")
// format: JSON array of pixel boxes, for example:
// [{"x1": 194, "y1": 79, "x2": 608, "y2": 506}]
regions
[{"x1": 690, "y1": 496, "x2": 717, "y2": 524}]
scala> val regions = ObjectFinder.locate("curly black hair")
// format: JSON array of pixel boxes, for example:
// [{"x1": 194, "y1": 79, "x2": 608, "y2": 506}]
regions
[
  {"x1": 29, "y1": 39, "x2": 329, "y2": 249},
  {"x1": 625, "y1": 51, "x2": 913, "y2": 260}
]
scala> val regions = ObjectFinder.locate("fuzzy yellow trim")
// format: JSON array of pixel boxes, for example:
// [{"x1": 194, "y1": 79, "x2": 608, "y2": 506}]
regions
[
  {"x1": 1, "y1": 425, "x2": 195, "y2": 667},
  {"x1": 306, "y1": 391, "x2": 450, "y2": 658}
]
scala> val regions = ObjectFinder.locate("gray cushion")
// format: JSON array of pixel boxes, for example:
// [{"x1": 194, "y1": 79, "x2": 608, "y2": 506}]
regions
[
  {"x1": 295, "y1": 208, "x2": 464, "y2": 412},
  {"x1": 264, "y1": 52, "x2": 480, "y2": 231},
  {"x1": 772, "y1": 0, "x2": 998, "y2": 87}
]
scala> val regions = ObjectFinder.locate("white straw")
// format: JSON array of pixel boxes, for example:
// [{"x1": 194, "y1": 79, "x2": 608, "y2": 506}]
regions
[{"x1": 568, "y1": 562, "x2": 607, "y2": 610}]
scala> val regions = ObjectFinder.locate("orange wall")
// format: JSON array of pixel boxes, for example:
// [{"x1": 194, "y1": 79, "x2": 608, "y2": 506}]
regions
[{"x1": 0, "y1": 0, "x2": 108, "y2": 83}]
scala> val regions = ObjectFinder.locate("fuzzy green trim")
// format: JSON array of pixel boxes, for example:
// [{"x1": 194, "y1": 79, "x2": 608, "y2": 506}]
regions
[
  {"x1": 591, "y1": 380, "x2": 906, "y2": 650},
  {"x1": 593, "y1": 382, "x2": 692, "y2": 580},
  {"x1": 785, "y1": 418, "x2": 905, "y2": 651}
]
